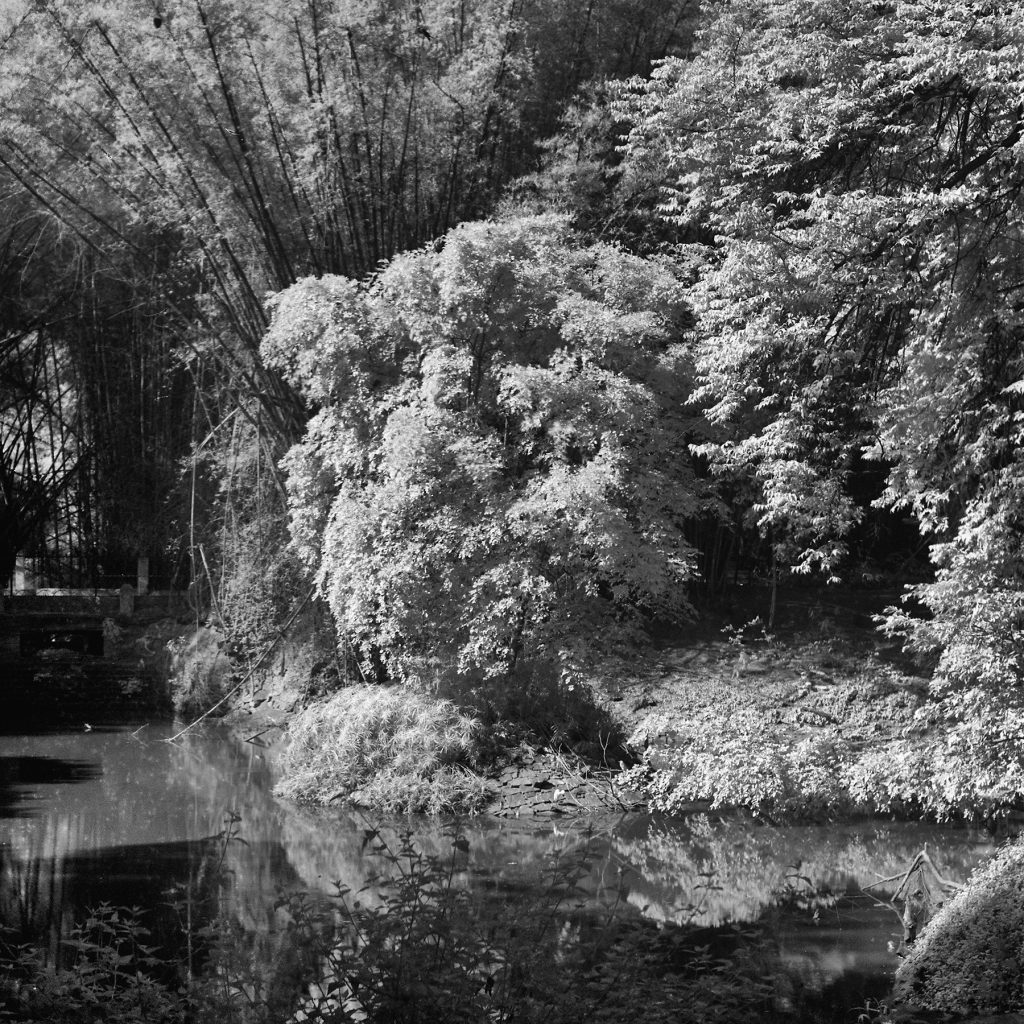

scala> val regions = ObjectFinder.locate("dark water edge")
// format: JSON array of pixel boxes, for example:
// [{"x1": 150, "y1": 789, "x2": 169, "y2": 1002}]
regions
[{"x1": 0, "y1": 723, "x2": 1001, "y2": 1022}]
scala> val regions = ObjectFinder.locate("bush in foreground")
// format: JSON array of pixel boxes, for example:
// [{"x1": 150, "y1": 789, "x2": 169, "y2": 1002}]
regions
[
  {"x1": 273, "y1": 685, "x2": 488, "y2": 814},
  {"x1": 893, "y1": 837, "x2": 1024, "y2": 1016}
]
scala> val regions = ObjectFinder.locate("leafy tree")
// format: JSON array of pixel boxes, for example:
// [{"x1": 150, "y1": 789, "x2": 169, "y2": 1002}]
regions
[
  {"x1": 0, "y1": 0, "x2": 700, "y2": 431},
  {"x1": 263, "y1": 213, "x2": 698, "y2": 682},
  {"x1": 618, "y1": 0, "x2": 1024, "y2": 796},
  {"x1": 0, "y1": 0, "x2": 701, "y2": 617}
]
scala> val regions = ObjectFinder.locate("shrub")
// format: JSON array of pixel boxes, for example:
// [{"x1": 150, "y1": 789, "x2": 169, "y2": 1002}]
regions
[
  {"x1": 273, "y1": 686, "x2": 488, "y2": 814},
  {"x1": 622, "y1": 713, "x2": 850, "y2": 819},
  {"x1": 0, "y1": 904, "x2": 186, "y2": 1024},
  {"x1": 894, "y1": 838, "x2": 1024, "y2": 1015},
  {"x1": 168, "y1": 628, "x2": 234, "y2": 719},
  {"x1": 621, "y1": 669, "x2": 1024, "y2": 822},
  {"x1": 427, "y1": 657, "x2": 625, "y2": 760}
]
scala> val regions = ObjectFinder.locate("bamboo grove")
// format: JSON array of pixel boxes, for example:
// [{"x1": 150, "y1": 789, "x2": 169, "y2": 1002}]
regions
[{"x1": 0, "y1": 0, "x2": 695, "y2": 593}]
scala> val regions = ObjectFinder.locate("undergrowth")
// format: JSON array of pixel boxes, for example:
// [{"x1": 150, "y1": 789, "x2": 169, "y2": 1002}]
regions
[
  {"x1": 893, "y1": 835, "x2": 1024, "y2": 1016},
  {"x1": 168, "y1": 628, "x2": 234, "y2": 719},
  {"x1": 0, "y1": 905, "x2": 185, "y2": 1024},
  {"x1": 622, "y1": 668, "x2": 1024, "y2": 822},
  {"x1": 274, "y1": 685, "x2": 488, "y2": 813}
]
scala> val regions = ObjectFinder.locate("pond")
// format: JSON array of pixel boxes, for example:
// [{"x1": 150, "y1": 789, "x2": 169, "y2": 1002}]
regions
[{"x1": 0, "y1": 723, "x2": 998, "y2": 1021}]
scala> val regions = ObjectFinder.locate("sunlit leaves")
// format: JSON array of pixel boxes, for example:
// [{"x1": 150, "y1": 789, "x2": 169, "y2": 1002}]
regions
[
  {"x1": 619, "y1": 0, "x2": 1024, "y2": 625},
  {"x1": 264, "y1": 214, "x2": 698, "y2": 681}
]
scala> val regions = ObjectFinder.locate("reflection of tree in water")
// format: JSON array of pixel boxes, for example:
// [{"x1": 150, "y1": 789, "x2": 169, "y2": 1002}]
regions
[
  {"x1": 0, "y1": 834, "x2": 223, "y2": 976},
  {"x1": 277, "y1": 827, "x2": 757, "y2": 1024},
  {"x1": 611, "y1": 815, "x2": 992, "y2": 928},
  {"x1": 0, "y1": 726, "x2": 1002, "y2": 1021},
  {"x1": 277, "y1": 805, "x2": 625, "y2": 912}
]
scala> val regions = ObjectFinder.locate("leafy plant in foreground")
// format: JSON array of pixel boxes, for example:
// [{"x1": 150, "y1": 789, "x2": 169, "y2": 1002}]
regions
[{"x1": 0, "y1": 904, "x2": 185, "y2": 1024}]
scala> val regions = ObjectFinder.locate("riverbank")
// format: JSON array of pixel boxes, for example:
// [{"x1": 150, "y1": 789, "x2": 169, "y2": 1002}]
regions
[
  {"x1": 158, "y1": 581, "x2": 1023, "y2": 829},
  {"x1": 0, "y1": 593, "x2": 192, "y2": 730},
  {"x1": 207, "y1": 584, "x2": 972, "y2": 822},
  {"x1": 609, "y1": 590, "x2": 936, "y2": 821}
]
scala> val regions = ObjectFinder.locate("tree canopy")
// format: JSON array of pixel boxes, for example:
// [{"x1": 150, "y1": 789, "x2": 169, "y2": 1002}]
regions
[
  {"x1": 0, "y1": 0, "x2": 695, "y2": 593},
  {"x1": 606, "y1": 0, "x2": 1024, "y2": 800},
  {"x1": 263, "y1": 214, "x2": 698, "y2": 680},
  {"x1": 4, "y1": 0, "x2": 1024, "y2": 807}
]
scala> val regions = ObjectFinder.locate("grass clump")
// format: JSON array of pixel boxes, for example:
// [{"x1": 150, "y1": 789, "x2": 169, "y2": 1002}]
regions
[{"x1": 273, "y1": 685, "x2": 488, "y2": 814}]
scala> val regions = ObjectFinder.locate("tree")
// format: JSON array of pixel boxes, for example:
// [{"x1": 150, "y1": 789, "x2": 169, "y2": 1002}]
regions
[
  {"x1": 617, "y1": 0, "x2": 1024, "y2": 805},
  {"x1": 262, "y1": 213, "x2": 698, "y2": 682},
  {"x1": 0, "y1": 0, "x2": 699, "y2": 439},
  {"x1": 0, "y1": 0, "x2": 701, "y2": 615}
]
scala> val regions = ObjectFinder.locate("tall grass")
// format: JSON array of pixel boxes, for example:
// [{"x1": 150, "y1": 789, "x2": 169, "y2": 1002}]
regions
[{"x1": 274, "y1": 686, "x2": 488, "y2": 814}]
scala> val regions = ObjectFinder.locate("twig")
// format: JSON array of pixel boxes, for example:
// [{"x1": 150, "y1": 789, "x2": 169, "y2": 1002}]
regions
[
  {"x1": 889, "y1": 852, "x2": 926, "y2": 902},
  {"x1": 909, "y1": 850, "x2": 961, "y2": 894},
  {"x1": 863, "y1": 870, "x2": 907, "y2": 890},
  {"x1": 859, "y1": 885, "x2": 904, "y2": 926},
  {"x1": 245, "y1": 725, "x2": 281, "y2": 745},
  {"x1": 864, "y1": 849, "x2": 963, "y2": 899},
  {"x1": 793, "y1": 705, "x2": 839, "y2": 725}
]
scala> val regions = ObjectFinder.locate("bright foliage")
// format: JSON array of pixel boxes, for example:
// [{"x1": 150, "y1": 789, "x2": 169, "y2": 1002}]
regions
[
  {"x1": 263, "y1": 214, "x2": 698, "y2": 681},
  {"x1": 619, "y1": 0, "x2": 1024, "y2": 709}
]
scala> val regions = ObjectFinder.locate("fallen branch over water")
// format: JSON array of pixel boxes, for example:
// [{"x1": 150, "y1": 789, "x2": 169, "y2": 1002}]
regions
[{"x1": 863, "y1": 847, "x2": 962, "y2": 944}]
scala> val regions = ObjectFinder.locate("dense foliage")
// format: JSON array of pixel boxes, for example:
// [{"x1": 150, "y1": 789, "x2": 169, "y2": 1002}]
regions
[
  {"x1": 264, "y1": 213, "x2": 698, "y2": 681},
  {"x1": 0, "y1": 0, "x2": 694, "y2": 602},
  {"x1": 9, "y1": 2, "x2": 1024, "y2": 1016},
  {"x1": 619, "y1": 0, "x2": 1024, "y2": 586},
  {"x1": 610, "y1": 0, "x2": 1024, "y2": 808},
  {"x1": 4, "y1": 0, "x2": 1024, "y2": 816},
  {"x1": 895, "y1": 836, "x2": 1024, "y2": 1015}
]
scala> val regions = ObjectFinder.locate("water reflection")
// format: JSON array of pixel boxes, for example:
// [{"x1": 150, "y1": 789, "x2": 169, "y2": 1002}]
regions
[
  {"x1": 0, "y1": 724, "x2": 998, "y2": 1007},
  {"x1": 609, "y1": 815, "x2": 993, "y2": 927},
  {"x1": 0, "y1": 756, "x2": 102, "y2": 818}
]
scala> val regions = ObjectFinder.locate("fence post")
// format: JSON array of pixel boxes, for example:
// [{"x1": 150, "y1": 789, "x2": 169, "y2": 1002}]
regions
[{"x1": 14, "y1": 555, "x2": 34, "y2": 594}]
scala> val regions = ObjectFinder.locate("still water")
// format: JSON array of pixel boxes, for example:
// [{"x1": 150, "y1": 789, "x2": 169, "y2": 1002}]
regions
[{"x1": 0, "y1": 723, "x2": 998, "y2": 1016}]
